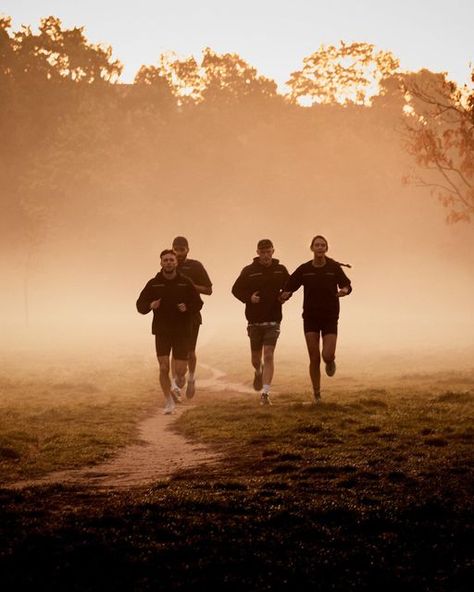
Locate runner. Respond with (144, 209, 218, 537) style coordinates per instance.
(171, 236, 213, 399)
(231, 239, 290, 405)
(136, 249, 203, 414)
(280, 235, 352, 402)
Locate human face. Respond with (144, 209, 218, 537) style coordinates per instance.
(257, 247, 274, 266)
(161, 253, 178, 274)
(173, 246, 189, 263)
(311, 238, 328, 258)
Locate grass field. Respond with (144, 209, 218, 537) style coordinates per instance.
(0, 346, 472, 590)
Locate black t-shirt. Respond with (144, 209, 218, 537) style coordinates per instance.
(177, 258, 212, 323)
(177, 259, 212, 290)
(285, 258, 352, 319)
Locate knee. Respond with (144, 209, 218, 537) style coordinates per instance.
(263, 351, 274, 365)
(158, 361, 170, 375)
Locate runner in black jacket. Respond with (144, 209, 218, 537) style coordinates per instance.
(137, 249, 202, 414)
(232, 239, 290, 405)
(281, 235, 352, 402)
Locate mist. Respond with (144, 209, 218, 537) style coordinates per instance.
(3, 101, 473, 375)
(1, 24, 473, 377)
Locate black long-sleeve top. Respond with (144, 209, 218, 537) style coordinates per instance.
(231, 258, 290, 323)
(285, 258, 352, 320)
(136, 271, 203, 334)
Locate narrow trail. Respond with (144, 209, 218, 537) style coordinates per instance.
(8, 366, 253, 491)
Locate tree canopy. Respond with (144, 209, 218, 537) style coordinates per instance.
(287, 41, 399, 106)
(403, 69, 474, 223)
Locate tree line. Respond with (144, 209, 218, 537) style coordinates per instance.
(1, 13, 473, 260)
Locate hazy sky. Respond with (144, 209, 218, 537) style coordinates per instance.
(2, 0, 473, 87)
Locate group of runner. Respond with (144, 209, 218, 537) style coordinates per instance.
(137, 235, 352, 414)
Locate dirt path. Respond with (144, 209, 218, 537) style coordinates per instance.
(9, 366, 253, 491)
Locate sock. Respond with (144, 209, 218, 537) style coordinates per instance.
(188, 373, 195, 382)
(263, 384, 271, 394)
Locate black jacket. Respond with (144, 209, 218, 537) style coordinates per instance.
(231, 258, 290, 323)
(136, 271, 203, 334)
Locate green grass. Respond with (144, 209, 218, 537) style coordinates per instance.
(0, 354, 159, 482)
(0, 350, 472, 590)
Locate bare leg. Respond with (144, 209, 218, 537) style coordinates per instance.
(157, 355, 171, 399)
(262, 344, 275, 386)
(188, 350, 197, 376)
(322, 333, 337, 376)
(305, 332, 321, 399)
(174, 358, 187, 389)
(251, 347, 263, 373)
(251, 346, 263, 391)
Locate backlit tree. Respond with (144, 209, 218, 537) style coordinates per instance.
(287, 41, 399, 106)
(403, 69, 474, 223)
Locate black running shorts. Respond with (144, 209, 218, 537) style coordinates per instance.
(155, 329, 189, 360)
(303, 316, 338, 336)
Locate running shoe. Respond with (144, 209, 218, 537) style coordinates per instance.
(171, 387, 182, 404)
(253, 370, 263, 391)
(260, 392, 272, 406)
(325, 360, 336, 377)
(186, 379, 195, 399)
(163, 396, 176, 415)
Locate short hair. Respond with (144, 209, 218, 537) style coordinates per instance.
(172, 236, 189, 248)
(160, 249, 177, 259)
(257, 238, 274, 250)
(310, 235, 329, 250)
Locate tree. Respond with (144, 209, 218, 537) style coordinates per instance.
(0, 15, 123, 325)
(154, 48, 278, 104)
(287, 41, 399, 106)
(402, 69, 474, 223)
(3, 15, 122, 83)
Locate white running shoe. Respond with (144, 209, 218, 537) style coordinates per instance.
(163, 396, 176, 415)
(171, 387, 182, 404)
(260, 392, 272, 406)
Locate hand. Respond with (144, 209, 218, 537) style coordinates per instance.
(250, 291, 260, 304)
(177, 302, 187, 312)
(150, 299, 161, 310)
(337, 288, 349, 297)
(279, 291, 292, 302)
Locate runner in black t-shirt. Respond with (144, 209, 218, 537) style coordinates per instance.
(136, 249, 203, 414)
(281, 235, 352, 402)
(171, 236, 213, 399)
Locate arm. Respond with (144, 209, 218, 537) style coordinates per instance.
(136, 281, 156, 314)
(336, 266, 352, 297)
(184, 281, 204, 314)
(190, 262, 213, 295)
(280, 266, 303, 301)
(231, 268, 252, 303)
